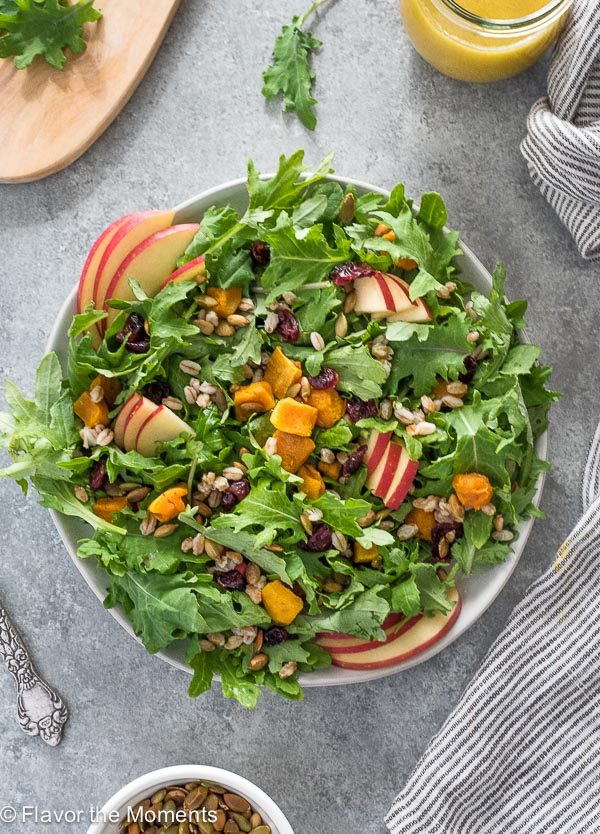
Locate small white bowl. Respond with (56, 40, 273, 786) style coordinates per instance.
(86, 765, 294, 834)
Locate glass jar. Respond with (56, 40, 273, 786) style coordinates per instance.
(399, 0, 572, 83)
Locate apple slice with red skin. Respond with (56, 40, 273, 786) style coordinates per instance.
(365, 430, 392, 477)
(135, 404, 195, 458)
(94, 210, 176, 331)
(331, 587, 462, 670)
(158, 255, 207, 291)
(103, 223, 200, 331)
(384, 445, 420, 510)
(366, 441, 403, 499)
(77, 212, 142, 345)
(77, 212, 140, 314)
(113, 393, 143, 448)
(354, 272, 417, 316)
(317, 615, 421, 654)
(123, 397, 160, 452)
(387, 298, 432, 323)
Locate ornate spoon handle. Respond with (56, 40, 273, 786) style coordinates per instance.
(0, 605, 68, 746)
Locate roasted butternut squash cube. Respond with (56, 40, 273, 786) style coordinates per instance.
(306, 388, 346, 428)
(74, 390, 109, 428)
(318, 459, 342, 480)
(262, 579, 304, 625)
(270, 398, 318, 437)
(406, 507, 435, 542)
(353, 542, 378, 564)
(148, 484, 188, 523)
(298, 464, 325, 500)
(233, 381, 275, 422)
(273, 431, 315, 473)
(263, 347, 302, 399)
(93, 496, 128, 523)
(206, 287, 243, 318)
(452, 473, 493, 510)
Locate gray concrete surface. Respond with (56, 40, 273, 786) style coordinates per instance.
(0, 0, 597, 831)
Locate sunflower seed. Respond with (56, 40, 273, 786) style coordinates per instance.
(192, 534, 205, 555)
(264, 436, 278, 457)
(196, 319, 215, 335)
(222, 466, 244, 481)
(227, 314, 249, 327)
(180, 359, 202, 376)
(394, 405, 416, 425)
(249, 653, 269, 671)
(305, 507, 323, 522)
(446, 381, 468, 396)
(216, 322, 235, 337)
(493, 528, 513, 542)
(286, 382, 301, 398)
(300, 513, 313, 535)
(397, 523, 419, 540)
(320, 447, 335, 463)
(332, 531, 347, 551)
(163, 396, 183, 411)
(140, 514, 158, 536)
(96, 428, 114, 446)
(441, 394, 463, 409)
(481, 502, 497, 516)
(89, 384, 104, 403)
(127, 486, 151, 503)
(279, 661, 297, 679)
(411, 420, 437, 436)
(310, 331, 325, 351)
(154, 523, 178, 538)
(246, 586, 262, 604)
(225, 635, 243, 650)
(264, 311, 279, 333)
(334, 313, 348, 338)
(238, 297, 254, 312)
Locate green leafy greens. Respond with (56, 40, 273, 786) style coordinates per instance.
(0, 150, 558, 708)
(0, 0, 102, 70)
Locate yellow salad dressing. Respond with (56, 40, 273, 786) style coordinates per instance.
(399, 0, 571, 82)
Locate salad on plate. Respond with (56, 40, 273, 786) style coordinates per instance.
(0, 151, 558, 707)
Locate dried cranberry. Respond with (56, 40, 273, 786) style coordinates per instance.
(431, 521, 464, 561)
(307, 367, 340, 390)
(229, 478, 250, 501)
(460, 355, 478, 384)
(275, 309, 300, 343)
(116, 313, 145, 344)
(341, 444, 367, 478)
(235, 562, 248, 577)
(220, 478, 250, 512)
(346, 396, 378, 423)
(89, 460, 107, 491)
(330, 262, 377, 286)
(143, 380, 172, 404)
(215, 570, 246, 591)
(125, 335, 151, 354)
(301, 523, 333, 552)
(220, 492, 238, 512)
(264, 626, 288, 646)
(251, 241, 270, 266)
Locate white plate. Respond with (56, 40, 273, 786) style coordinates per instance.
(46, 174, 547, 688)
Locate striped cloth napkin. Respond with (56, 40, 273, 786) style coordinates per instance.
(521, 0, 600, 261)
(385, 422, 600, 834)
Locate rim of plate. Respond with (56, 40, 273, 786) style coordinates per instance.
(46, 173, 547, 688)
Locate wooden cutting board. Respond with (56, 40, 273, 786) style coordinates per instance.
(0, 0, 180, 184)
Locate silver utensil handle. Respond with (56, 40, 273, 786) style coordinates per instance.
(0, 607, 68, 747)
